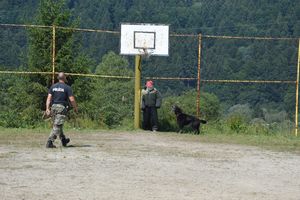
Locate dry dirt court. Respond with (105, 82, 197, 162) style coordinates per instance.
(0, 131, 300, 200)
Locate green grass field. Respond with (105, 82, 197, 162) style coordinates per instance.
(0, 127, 299, 154)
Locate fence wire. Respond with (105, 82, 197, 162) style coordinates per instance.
(0, 23, 299, 135)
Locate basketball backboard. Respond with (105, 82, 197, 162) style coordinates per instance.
(120, 23, 169, 56)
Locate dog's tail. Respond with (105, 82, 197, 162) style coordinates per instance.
(199, 119, 207, 124)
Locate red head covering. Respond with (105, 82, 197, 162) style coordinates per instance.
(146, 80, 154, 88)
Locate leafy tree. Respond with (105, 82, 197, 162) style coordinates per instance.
(29, 0, 76, 84)
(0, 74, 44, 127)
(0, 0, 95, 127)
(88, 51, 134, 127)
(28, 0, 93, 108)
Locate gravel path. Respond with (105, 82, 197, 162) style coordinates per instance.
(0, 131, 299, 200)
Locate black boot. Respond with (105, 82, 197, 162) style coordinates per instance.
(61, 137, 70, 147)
(46, 140, 56, 148)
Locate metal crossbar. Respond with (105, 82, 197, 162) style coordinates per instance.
(0, 23, 299, 135)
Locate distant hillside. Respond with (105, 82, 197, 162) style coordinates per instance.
(1, 0, 299, 35)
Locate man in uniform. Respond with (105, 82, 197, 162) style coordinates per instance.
(141, 80, 162, 131)
(45, 72, 78, 148)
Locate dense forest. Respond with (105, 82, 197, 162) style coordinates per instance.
(0, 0, 299, 132)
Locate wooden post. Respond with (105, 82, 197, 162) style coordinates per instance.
(196, 33, 202, 118)
(134, 55, 142, 129)
(52, 25, 56, 84)
(295, 39, 300, 136)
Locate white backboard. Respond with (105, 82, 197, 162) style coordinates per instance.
(120, 23, 169, 56)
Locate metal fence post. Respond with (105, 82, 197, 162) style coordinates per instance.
(295, 39, 300, 136)
(197, 33, 202, 118)
(52, 25, 56, 84)
(134, 55, 142, 129)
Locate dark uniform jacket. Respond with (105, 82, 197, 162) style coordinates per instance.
(49, 82, 73, 107)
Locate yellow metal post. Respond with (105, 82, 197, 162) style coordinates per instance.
(52, 25, 56, 84)
(295, 39, 300, 136)
(134, 55, 142, 129)
(196, 34, 202, 118)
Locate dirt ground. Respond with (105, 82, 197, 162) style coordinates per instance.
(0, 131, 300, 200)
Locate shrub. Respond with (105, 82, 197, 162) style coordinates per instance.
(226, 115, 247, 133)
(225, 104, 253, 133)
(85, 51, 134, 128)
(261, 108, 288, 123)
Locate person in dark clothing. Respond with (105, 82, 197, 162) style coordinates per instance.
(141, 80, 162, 131)
(141, 84, 148, 130)
(45, 72, 78, 148)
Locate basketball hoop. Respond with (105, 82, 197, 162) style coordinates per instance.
(120, 23, 169, 56)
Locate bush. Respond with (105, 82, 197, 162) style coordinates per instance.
(226, 104, 253, 122)
(227, 115, 247, 133)
(224, 104, 252, 133)
(0, 75, 43, 128)
(84, 51, 134, 128)
(261, 108, 288, 123)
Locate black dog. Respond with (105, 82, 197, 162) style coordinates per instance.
(172, 105, 207, 134)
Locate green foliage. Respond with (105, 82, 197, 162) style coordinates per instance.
(227, 115, 247, 133)
(87, 52, 134, 128)
(250, 118, 270, 135)
(95, 51, 130, 75)
(28, 0, 93, 112)
(0, 0, 94, 128)
(205, 118, 294, 136)
(226, 104, 253, 122)
(208, 104, 294, 135)
(0, 75, 44, 128)
(0, 0, 299, 132)
(28, 0, 79, 84)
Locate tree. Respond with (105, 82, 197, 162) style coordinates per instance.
(88, 51, 134, 127)
(29, 0, 93, 104)
(29, 0, 76, 85)
(0, 73, 44, 128)
(0, 0, 94, 127)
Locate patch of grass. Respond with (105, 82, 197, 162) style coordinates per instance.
(0, 127, 46, 138)
(0, 127, 299, 154)
(201, 132, 300, 153)
(149, 129, 300, 154)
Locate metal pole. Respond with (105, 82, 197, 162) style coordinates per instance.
(52, 25, 56, 84)
(197, 33, 202, 118)
(295, 39, 300, 136)
(134, 55, 142, 129)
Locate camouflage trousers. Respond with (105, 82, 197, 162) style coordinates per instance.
(48, 104, 67, 142)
